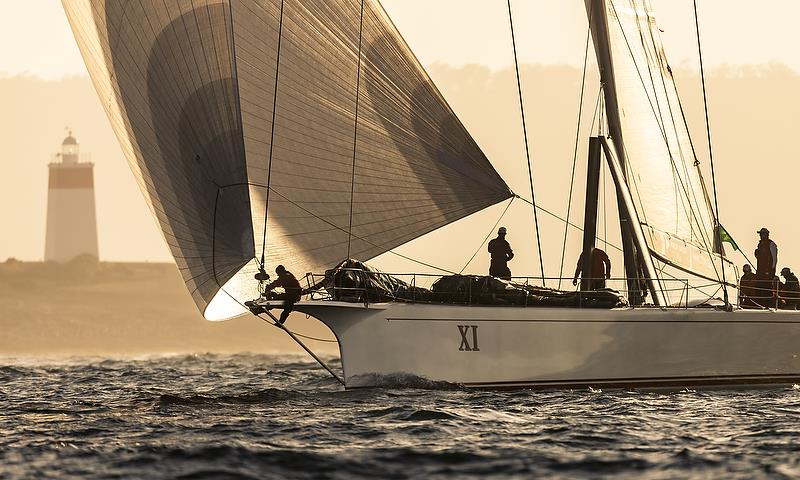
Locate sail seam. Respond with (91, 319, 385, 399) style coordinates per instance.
(637, 6, 709, 248)
(608, 0, 720, 281)
(260, 0, 286, 267)
(346, 0, 366, 260)
(637, 1, 722, 281)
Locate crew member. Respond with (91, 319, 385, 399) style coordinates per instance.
(779, 267, 800, 310)
(738, 264, 759, 308)
(488, 227, 514, 280)
(264, 265, 303, 324)
(754, 228, 778, 278)
(754, 228, 778, 305)
(572, 247, 611, 290)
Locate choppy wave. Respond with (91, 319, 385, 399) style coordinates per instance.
(2, 353, 800, 479)
(347, 371, 461, 390)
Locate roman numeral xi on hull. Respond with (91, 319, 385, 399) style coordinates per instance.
(458, 325, 480, 352)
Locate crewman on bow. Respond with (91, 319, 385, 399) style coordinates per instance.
(261, 265, 302, 324)
(488, 227, 514, 280)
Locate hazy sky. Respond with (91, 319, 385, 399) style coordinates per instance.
(2, 0, 799, 79)
(1, 0, 798, 275)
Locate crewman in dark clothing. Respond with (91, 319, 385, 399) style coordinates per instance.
(755, 228, 778, 278)
(572, 247, 611, 290)
(488, 227, 514, 280)
(738, 264, 759, 308)
(779, 267, 800, 310)
(754, 228, 779, 306)
(264, 265, 303, 324)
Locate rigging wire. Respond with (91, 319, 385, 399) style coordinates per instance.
(506, 0, 546, 286)
(557, 18, 593, 290)
(513, 195, 623, 254)
(261, 184, 459, 274)
(459, 197, 516, 274)
(259, 0, 286, 268)
(638, 9, 712, 254)
(607, 1, 722, 285)
(254, 311, 344, 385)
(602, 152, 608, 251)
(693, 0, 730, 307)
(589, 85, 602, 136)
(346, 0, 366, 260)
(617, 4, 718, 272)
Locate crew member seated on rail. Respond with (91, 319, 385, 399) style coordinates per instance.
(488, 226, 514, 280)
(779, 267, 800, 310)
(264, 265, 303, 324)
(572, 247, 611, 290)
(738, 264, 760, 308)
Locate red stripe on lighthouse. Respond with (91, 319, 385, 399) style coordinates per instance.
(48, 165, 94, 189)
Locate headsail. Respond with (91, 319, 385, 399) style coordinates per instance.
(586, 0, 734, 283)
(62, 0, 512, 320)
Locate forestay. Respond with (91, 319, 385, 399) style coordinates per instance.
(63, 0, 511, 320)
(587, 0, 734, 283)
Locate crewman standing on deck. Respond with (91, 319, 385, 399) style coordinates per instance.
(488, 227, 514, 280)
(755, 228, 778, 278)
(572, 247, 612, 290)
(754, 228, 778, 304)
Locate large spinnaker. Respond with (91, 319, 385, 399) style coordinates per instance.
(587, 0, 735, 283)
(62, 0, 255, 319)
(63, 0, 512, 320)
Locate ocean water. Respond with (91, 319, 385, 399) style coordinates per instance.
(1, 354, 799, 479)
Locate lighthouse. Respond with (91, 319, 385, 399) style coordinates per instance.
(44, 131, 99, 262)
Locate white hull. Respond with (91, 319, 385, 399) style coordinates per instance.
(294, 302, 800, 389)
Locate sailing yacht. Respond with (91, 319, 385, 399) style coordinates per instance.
(62, 0, 800, 389)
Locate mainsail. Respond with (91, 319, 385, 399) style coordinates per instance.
(586, 0, 734, 283)
(63, 0, 512, 319)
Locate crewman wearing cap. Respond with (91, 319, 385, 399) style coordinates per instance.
(738, 264, 760, 308)
(488, 226, 514, 280)
(754, 228, 778, 278)
(779, 267, 800, 310)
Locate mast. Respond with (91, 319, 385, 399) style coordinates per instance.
(579, 137, 601, 291)
(601, 138, 666, 306)
(584, 0, 645, 304)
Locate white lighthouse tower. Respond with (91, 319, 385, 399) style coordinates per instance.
(44, 131, 99, 262)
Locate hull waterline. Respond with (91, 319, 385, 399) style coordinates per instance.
(293, 302, 800, 390)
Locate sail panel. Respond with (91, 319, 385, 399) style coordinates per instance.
(62, 0, 254, 316)
(232, 0, 511, 286)
(64, 0, 511, 320)
(593, 0, 723, 280)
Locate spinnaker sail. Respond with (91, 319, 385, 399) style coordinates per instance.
(63, 0, 512, 319)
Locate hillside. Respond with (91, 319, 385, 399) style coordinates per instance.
(0, 259, 338, 357)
